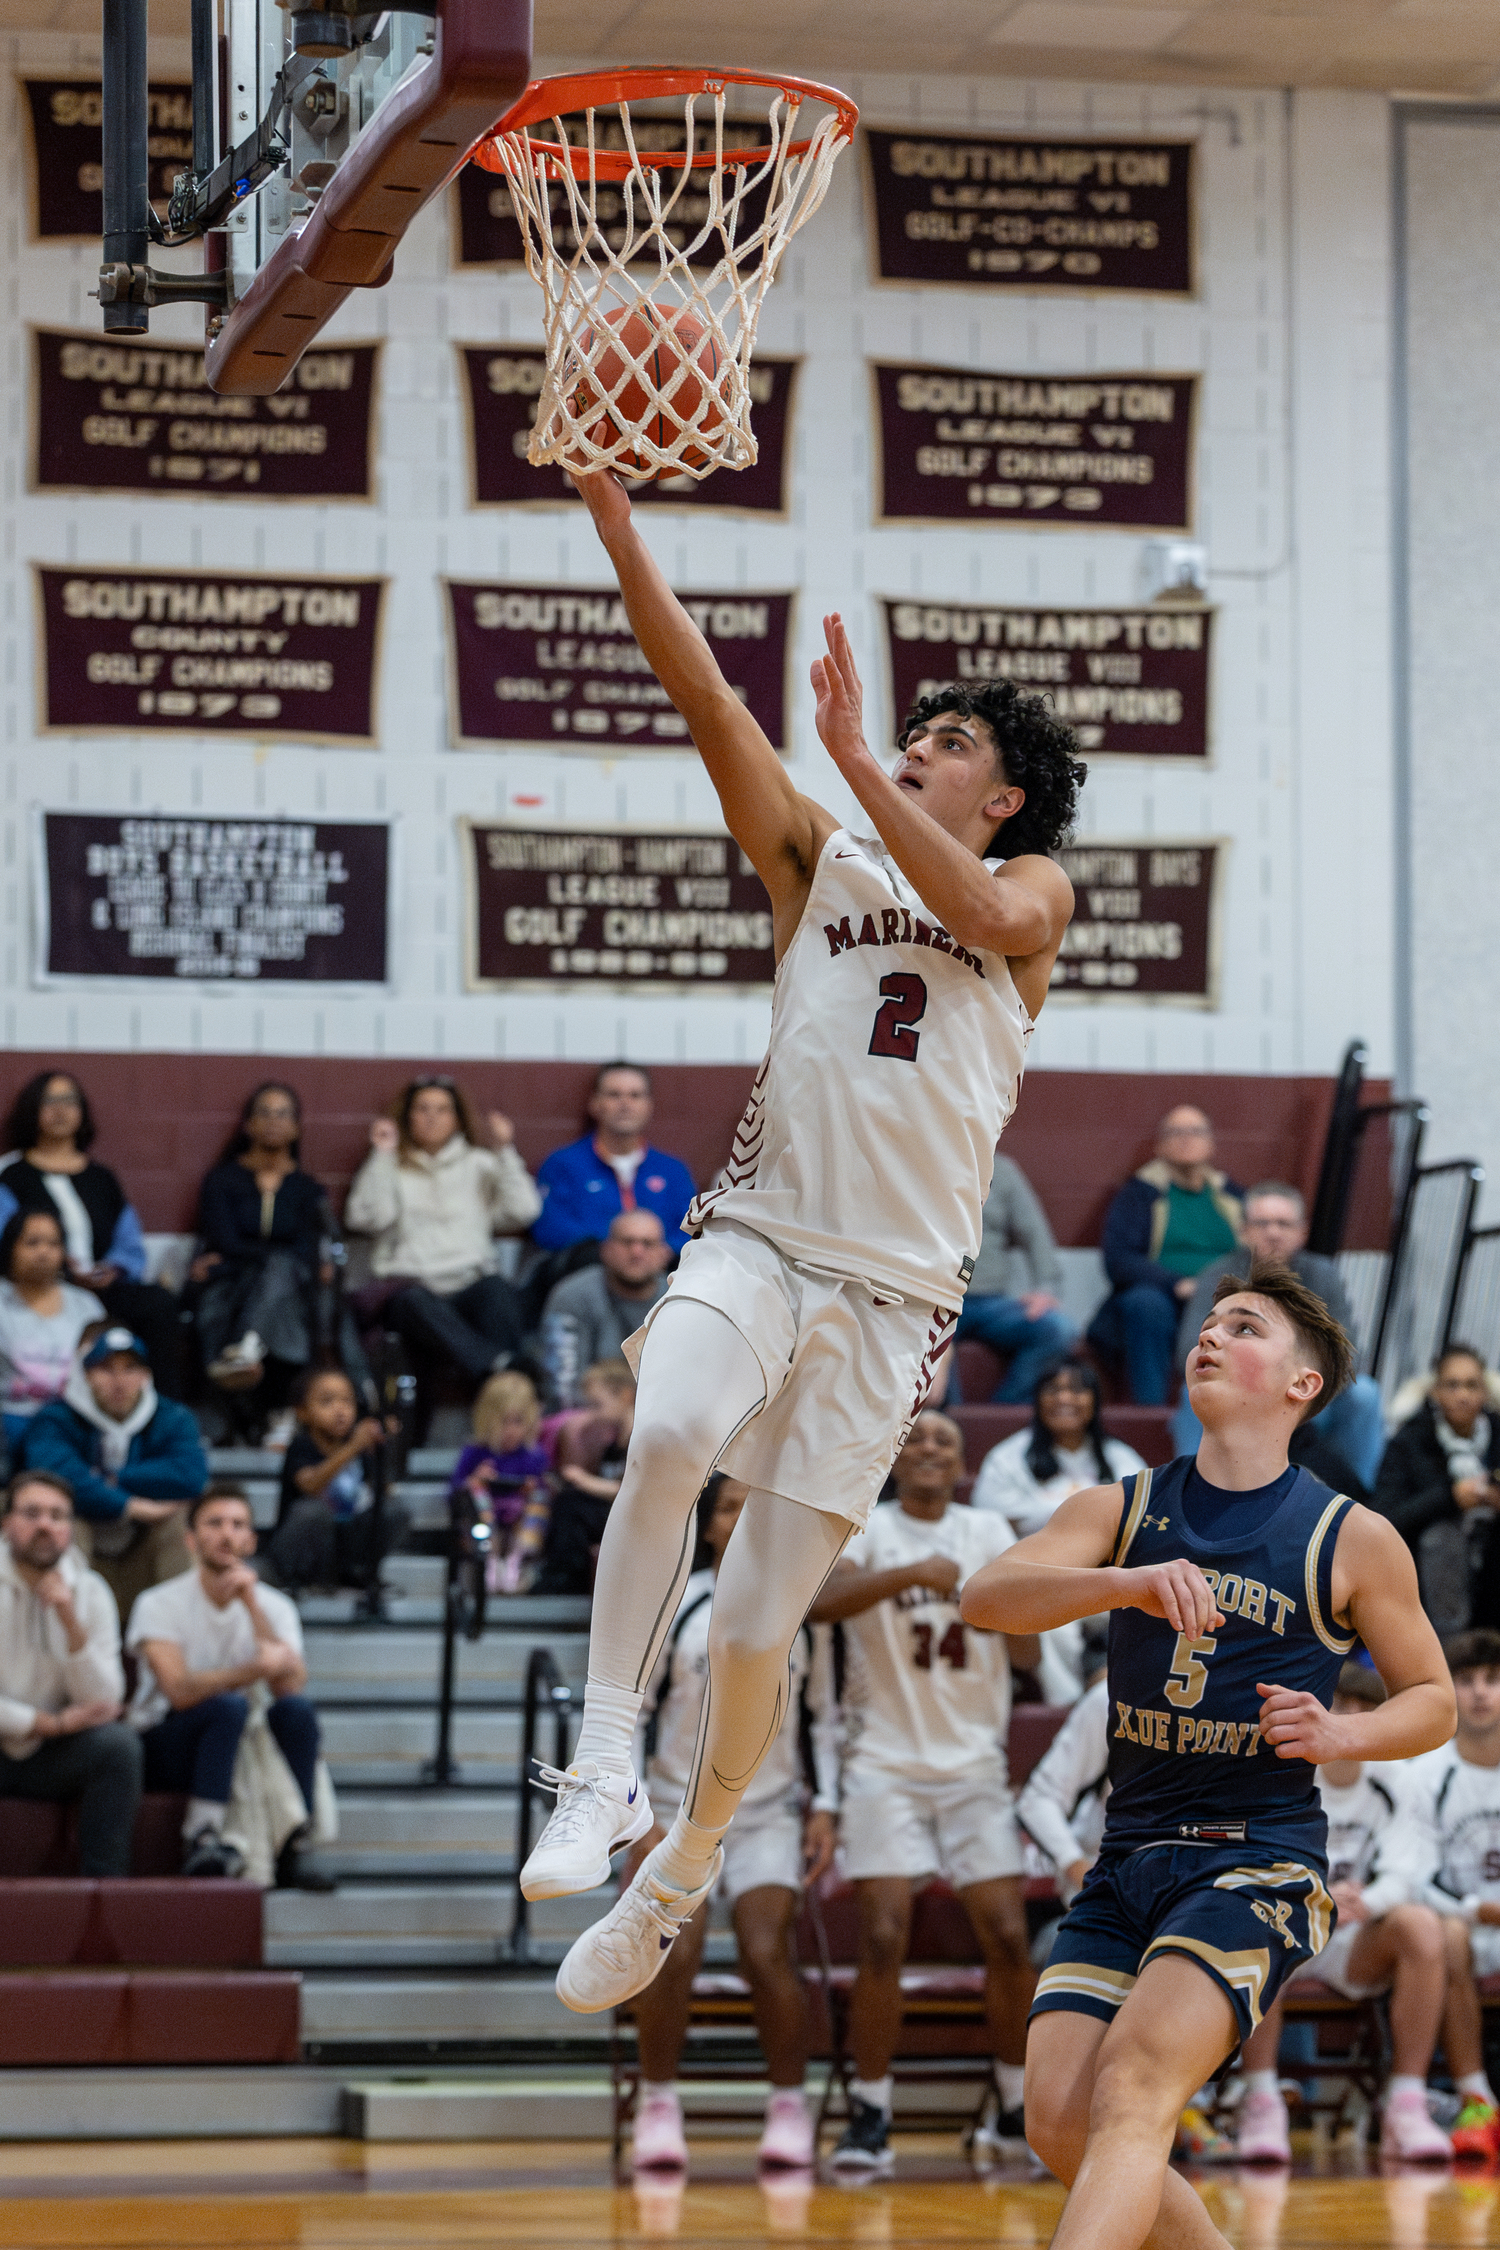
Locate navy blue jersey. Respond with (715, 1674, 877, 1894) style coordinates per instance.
(1103, 1457, 1356, 1853)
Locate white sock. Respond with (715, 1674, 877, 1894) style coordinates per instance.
(995, 2062, 1026, 2111)
(184, 1797, 226, 1839)
(851, 2075, 893, 2117)
(1243, 2070, 1281, 2099)
(571, 1680, 644, 1779)
(1459, 2071, 1497, 2105)
(653, 1808, 727, 1893)
(639, 2079, 678, 2107)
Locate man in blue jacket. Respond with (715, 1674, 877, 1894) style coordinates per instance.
(22, 1329, 208, 1618)
(1086, 1107, 1245, 1404)
(534, 1064, 697, 1258)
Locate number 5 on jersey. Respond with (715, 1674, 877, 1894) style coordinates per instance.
(1164, 1630, 1215, 1709)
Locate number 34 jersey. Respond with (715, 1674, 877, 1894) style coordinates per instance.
(840, 1501, 1019, 1784)
(1104, 1461, 1357, 1853)
(686, 829, 1032, 1313)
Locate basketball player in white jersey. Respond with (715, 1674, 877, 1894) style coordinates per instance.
(521, 466, 1082, 2015)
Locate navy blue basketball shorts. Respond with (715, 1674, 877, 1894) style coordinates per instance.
(1031, 1841, 1335, 2043)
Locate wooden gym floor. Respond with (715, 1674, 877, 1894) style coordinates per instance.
(0, 2137, 1496, 2250)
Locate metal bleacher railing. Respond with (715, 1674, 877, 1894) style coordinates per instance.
(508, 1650, 573, 1963)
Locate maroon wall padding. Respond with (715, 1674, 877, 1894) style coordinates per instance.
(93, 1881, 262, 1968)
(950, 1403, 1173, 1475)
(0, 1796, 189, 1880)
(0, 1882, 95, 1965)
(1007, 1703, 1072, 1791)
(127, 1971, 301, 2064)
(0, 1973, 129, 2065)
(0, 1053, 1382, 1248)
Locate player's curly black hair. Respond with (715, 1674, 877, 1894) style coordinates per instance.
(898, 681, 1087, 859)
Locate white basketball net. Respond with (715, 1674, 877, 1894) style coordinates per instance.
(487, 86, 850, 480)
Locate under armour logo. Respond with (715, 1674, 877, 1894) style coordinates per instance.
(1142, 1512, 1170, 1533)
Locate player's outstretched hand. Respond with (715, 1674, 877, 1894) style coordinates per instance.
(1120, 1559, 1224, 1635)
(571, 467, 633, 544)
(1256, 1682, 1344, 1763)
(811, 613, 871, 773)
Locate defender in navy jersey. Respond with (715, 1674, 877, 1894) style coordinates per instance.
(962, 1259, 1453, 2250)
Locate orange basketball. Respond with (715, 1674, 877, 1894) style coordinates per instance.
(570, 302, 727, 477)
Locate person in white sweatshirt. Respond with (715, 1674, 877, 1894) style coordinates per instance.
(0, 1468, 141, 1874)
(343, 1076, 542, 1389)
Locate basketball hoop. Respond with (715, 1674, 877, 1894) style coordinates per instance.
(474, 67, 858, 481)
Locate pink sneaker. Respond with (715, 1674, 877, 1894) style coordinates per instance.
(758, 2090, 815, 2170)
(633, 2090, 689, 2172)
(1235, 2087, 1292, 2164)
(1381, 2088, 1453, 2163)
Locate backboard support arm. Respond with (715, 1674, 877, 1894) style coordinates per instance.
(101, 0, 151, 334)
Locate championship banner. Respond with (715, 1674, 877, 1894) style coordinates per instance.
(458, 346, 798, 517)
(462, 823, 774, 992)
(30, 331, 379, 500)
(883, 599, 1213, 760)
(34, 566, 386, 744)
(22, 80, 192, 240)
(454, 119, 776, 269)
(864, 129, 1195, 296)
(445, 581, 793, 752)
(873, 363, 1196, 530)
(36, 813, 390, 985)
(1050, 841, 1222, 1006)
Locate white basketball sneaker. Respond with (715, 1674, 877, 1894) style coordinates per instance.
(519, 1762, 654, 1901)
(555, 1840, 722, 2014)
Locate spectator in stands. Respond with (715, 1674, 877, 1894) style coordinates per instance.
(533, 1064, 696, 1257)
(23, 1328, 207, 1619)
(1087, 1106, 1245, 1404)
(1169, 1182, 1385, 1492)
(1231, 1663, 1452, 2163)
(970, 1360, 1144, 1702)
(0, 1209, 104, 1458)
(0, 1071, 185, 1396)
(194, 1084, 326, 1399)
(0, 1469, 142, 1876)
(952, 1155, 1076, 1403)
(268, 1368, 408, 1596)
(448, 1372, 551, 1592)
(343, 1076, 541, 1393)
(127, 1484, 330, 1888)
(1373, 1345, 1500, 1636)
(1395, 1629, 1500, 2158)
(540, 1210, 670, 1402)
(1015, 1631, 1111, 1920)
(533, 1359, 636, 1597)
(625, 1474, 839, 2175)
(809, 1412, 1040, 2172)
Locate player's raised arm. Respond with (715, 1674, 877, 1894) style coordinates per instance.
(960, 1482, 1225, 1639)
(811, 613, 1074, 967)
(574, 471, 834, 928)
(1255, 1507, 1455, 1767)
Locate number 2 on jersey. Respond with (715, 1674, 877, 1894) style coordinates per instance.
(912, 1620, 967, 1671)
(1163, 1630, 1215, 1708)
(869, 973, 928, 1061)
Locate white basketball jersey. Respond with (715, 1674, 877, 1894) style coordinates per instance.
(688, 830, 1033, 1311)
(839, 1501, 1017, 1782)
(1407, 1743, 1500, 1908)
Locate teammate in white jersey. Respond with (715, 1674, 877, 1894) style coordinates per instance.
(1232, 1664, 1451, 2163)
(627, 1475, 840, 2176)
(808, 1412, 1040, 2169)
(522, 469, 1082, 2015)
(1405, 1629, 1500, 2158)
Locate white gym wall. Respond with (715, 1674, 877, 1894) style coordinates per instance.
(0, 37, 1395, 1079)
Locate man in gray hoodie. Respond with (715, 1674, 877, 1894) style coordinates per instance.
(0, 1468, 142, 1874)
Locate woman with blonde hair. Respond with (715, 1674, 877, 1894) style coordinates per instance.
(344, 1075, 542, 1392)
(448, 1369, 552, 1591)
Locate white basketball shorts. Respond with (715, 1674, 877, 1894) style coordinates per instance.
(625, 1218, 954, 1530)
(839, 1761, 1025, 1889)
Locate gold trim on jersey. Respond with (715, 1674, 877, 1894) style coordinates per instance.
(1140, 1933, 1272, 2027)
(1111, 1468, 1154, 1567)
(1211, 1861, 1336, 1954)
(1304, 1496, 1358, 1655)
(1035, 1961, 1138, 2011)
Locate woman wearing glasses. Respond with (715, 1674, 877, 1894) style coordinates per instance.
(343, 1076, 541, 1394)
(0, 1071, 185, 1395)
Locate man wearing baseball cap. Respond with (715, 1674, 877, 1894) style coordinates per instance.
(21, 1328, 208, 1619)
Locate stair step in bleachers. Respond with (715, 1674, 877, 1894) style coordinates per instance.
(319, 1709, 527, 1786)
(265, 1884, 600, 1968)
(324, 1789, 519, 1879)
